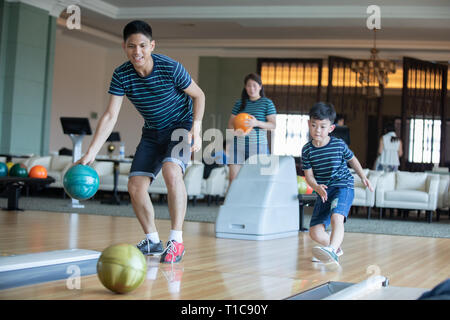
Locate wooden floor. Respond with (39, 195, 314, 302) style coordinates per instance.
(0, 209, 449, 300)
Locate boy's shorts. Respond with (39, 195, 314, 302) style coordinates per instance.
(309, 186, 354, 229)
(229, 137, 269, 165)
(129, 121, 192, 180)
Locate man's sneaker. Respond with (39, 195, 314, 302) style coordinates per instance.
(312, 247, 343, 262)
(312, 246, 340, 268)
(136, 238, 164, 256)
(160, 240, 185, 264)
(161, 264, 184, 293)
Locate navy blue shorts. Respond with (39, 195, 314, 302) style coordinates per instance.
(229, 137, 269, 165)
(309, 186, 354, 229)
(129, 122, 192, 179)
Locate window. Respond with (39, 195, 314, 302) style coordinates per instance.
(408, 118, 441, 164)
(273, 114, 310, 157)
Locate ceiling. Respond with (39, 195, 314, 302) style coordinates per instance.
(50, 0, 450, 61)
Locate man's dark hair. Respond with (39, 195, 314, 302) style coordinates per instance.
(123, 20, 153, 42)
(309, 102, 336, 123)
(335, 114, 345, 125)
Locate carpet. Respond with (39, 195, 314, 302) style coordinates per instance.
(1, 196, 449, 239)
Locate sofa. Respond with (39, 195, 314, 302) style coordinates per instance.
(183, 162, 205, 205)
(26, 155, 73, 189)
(202, 166, 229, 205)
(375, 171, 440, 222)
(351, 169, 382, 219)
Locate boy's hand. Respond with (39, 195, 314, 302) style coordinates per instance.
(315, 184, 328, 203)
(362, 177, 374, 192)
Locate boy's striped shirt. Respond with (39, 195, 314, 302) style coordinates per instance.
(302, 136, 354, 188)
(108, 53, 192, 130)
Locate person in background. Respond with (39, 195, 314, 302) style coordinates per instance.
(226, 73, 276, 187)
(330, 114, 350, 146)
(376, 122, 403, 172)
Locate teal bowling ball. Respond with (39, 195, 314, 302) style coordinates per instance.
(0, 162, 8, 177)
(10, 163, 28, 177)
(63, 164, 99, 200)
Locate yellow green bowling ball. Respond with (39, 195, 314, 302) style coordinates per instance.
(6, 162, 14, 173)
(97, 243, 147, 294)
(297, 176, 313, 194)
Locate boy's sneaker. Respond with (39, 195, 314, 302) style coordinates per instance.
(136, 239, 164, 256)
(160, 240, 185, 264)
(312, 246, 340, 268)
(312, 247, 343, 262)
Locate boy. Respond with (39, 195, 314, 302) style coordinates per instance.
(301, 102, 373, 268)
(78, 20, 205, 264)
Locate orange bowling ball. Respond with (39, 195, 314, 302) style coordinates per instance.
(233, 113, 253, 135)
(29, 165, 48, 179)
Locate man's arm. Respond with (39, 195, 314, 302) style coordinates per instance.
(78, 94, 124, 165)
(184, 80, 205, 152)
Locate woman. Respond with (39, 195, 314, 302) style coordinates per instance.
(376, 122, 403, 172)
(226, 73, 277, 187)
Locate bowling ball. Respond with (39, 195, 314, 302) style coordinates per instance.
(6, 162, 14, 174)
(63, 164, 99, 200)
(97, 243, 147, 294)
(29, 165, 48, 179)
(233, 113, 253, 135)
(10, 163, 28, 177)
(107, 144, 115, 153)
(0, 162, 7, 177)
(297, 176, 313, 194)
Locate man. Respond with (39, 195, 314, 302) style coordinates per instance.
(330, 114, 350, 146)
(78, 20, 205, 264)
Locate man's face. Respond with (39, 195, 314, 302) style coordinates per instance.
(308, 118, 335, 143)
(123, 33, 155, 68)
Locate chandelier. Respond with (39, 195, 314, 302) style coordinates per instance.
(351, 29, 396, 98)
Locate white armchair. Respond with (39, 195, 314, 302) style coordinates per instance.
(94, 161, 115, 192)
(447, 184, 450, 216)
(148, 171, 168, 197)
(27, 155, 73, 189)
(26, 155, 51, 169)
(351, 169, 381, 219)
(427, 173, 449, 221)
(203, 166, 228, 205)
(376, 171, 440, 222)
(433, 173, 449, 209)
(183, 163, 204, 205)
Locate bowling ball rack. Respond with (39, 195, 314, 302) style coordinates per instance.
(0, 176, 55, 211)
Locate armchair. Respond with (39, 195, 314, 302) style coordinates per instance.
(351, 169, 381, 219)
(375, 171, 439, 222)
